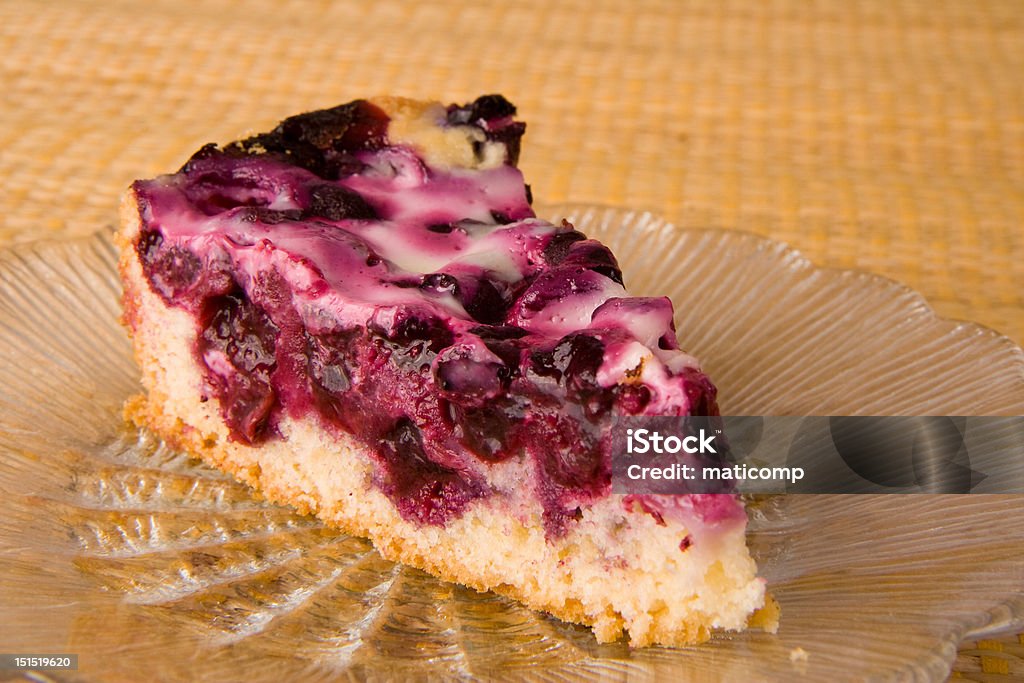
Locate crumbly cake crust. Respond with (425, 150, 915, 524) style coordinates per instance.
(116, 97, 773, 647)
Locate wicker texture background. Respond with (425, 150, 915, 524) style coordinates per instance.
(1, 0, 1022, 677)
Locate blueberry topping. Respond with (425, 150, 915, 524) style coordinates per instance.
(420, 273, 460, 297)
(453, 402, 522, 461)
(136, 229, 202, 302)
(487, 122, 527, 166)
(182, 169, 272, 217)
(435, 346, 505, 403)
(557, 239, 623, 285)
(197, 290, 279, 444)
(136, 227, 163, 263)
(306, 184, 378, 221)
(468, 94, 518, 122)
(376, 418, 484, 525)
(444, 95, 526, 165)
(445, 94, 517, 125)
(133, 96, 722, 537)
(479, 338, 524, 372)
(311, 349, 352, 393)
(467, 325, 528, 341)
(529, 333, 604, 388)
(542, 230, 587, 266)
(240, 207, 303, 224)
(369, 312, 455, 357)
(179, 142, 222, 173)
(461, 279, 508, 325)
(590, 265, 623, 285)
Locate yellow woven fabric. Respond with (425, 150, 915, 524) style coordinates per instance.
(0, 0, 1021, 672)
(2, 0, 1022, 344)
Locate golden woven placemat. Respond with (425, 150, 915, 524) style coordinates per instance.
(1, 0, 1022, 677)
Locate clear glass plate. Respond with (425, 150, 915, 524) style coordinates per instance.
(0, 205, 1022, 682)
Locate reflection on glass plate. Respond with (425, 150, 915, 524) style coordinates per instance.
(0, 205, 1022, 682)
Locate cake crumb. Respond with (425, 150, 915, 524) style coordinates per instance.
(789, 647, 809, 663)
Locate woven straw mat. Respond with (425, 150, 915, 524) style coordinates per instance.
(1, 0, 1022, 678)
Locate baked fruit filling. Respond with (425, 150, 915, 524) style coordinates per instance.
(120, 95, 770, 647)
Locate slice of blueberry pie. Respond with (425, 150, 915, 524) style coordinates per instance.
(117, 95, 773, 647)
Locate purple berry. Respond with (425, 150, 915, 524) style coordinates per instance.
(542, 230, 586, 266)
(240, 207, 303, 224)
(136, 229, 202, 302)
(376, 418, 484, 525)
(306, 184, 378, 221)
(197, 290, 280, 444)
(461, 279, 509, 325)
(420, 273, 460, 297)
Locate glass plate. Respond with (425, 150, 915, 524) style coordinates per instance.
(1, 205, 1022, 682)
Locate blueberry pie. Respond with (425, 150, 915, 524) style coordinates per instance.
(117, 95, 772, 647)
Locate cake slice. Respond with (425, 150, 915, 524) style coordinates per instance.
(117, 95, 772, 647)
